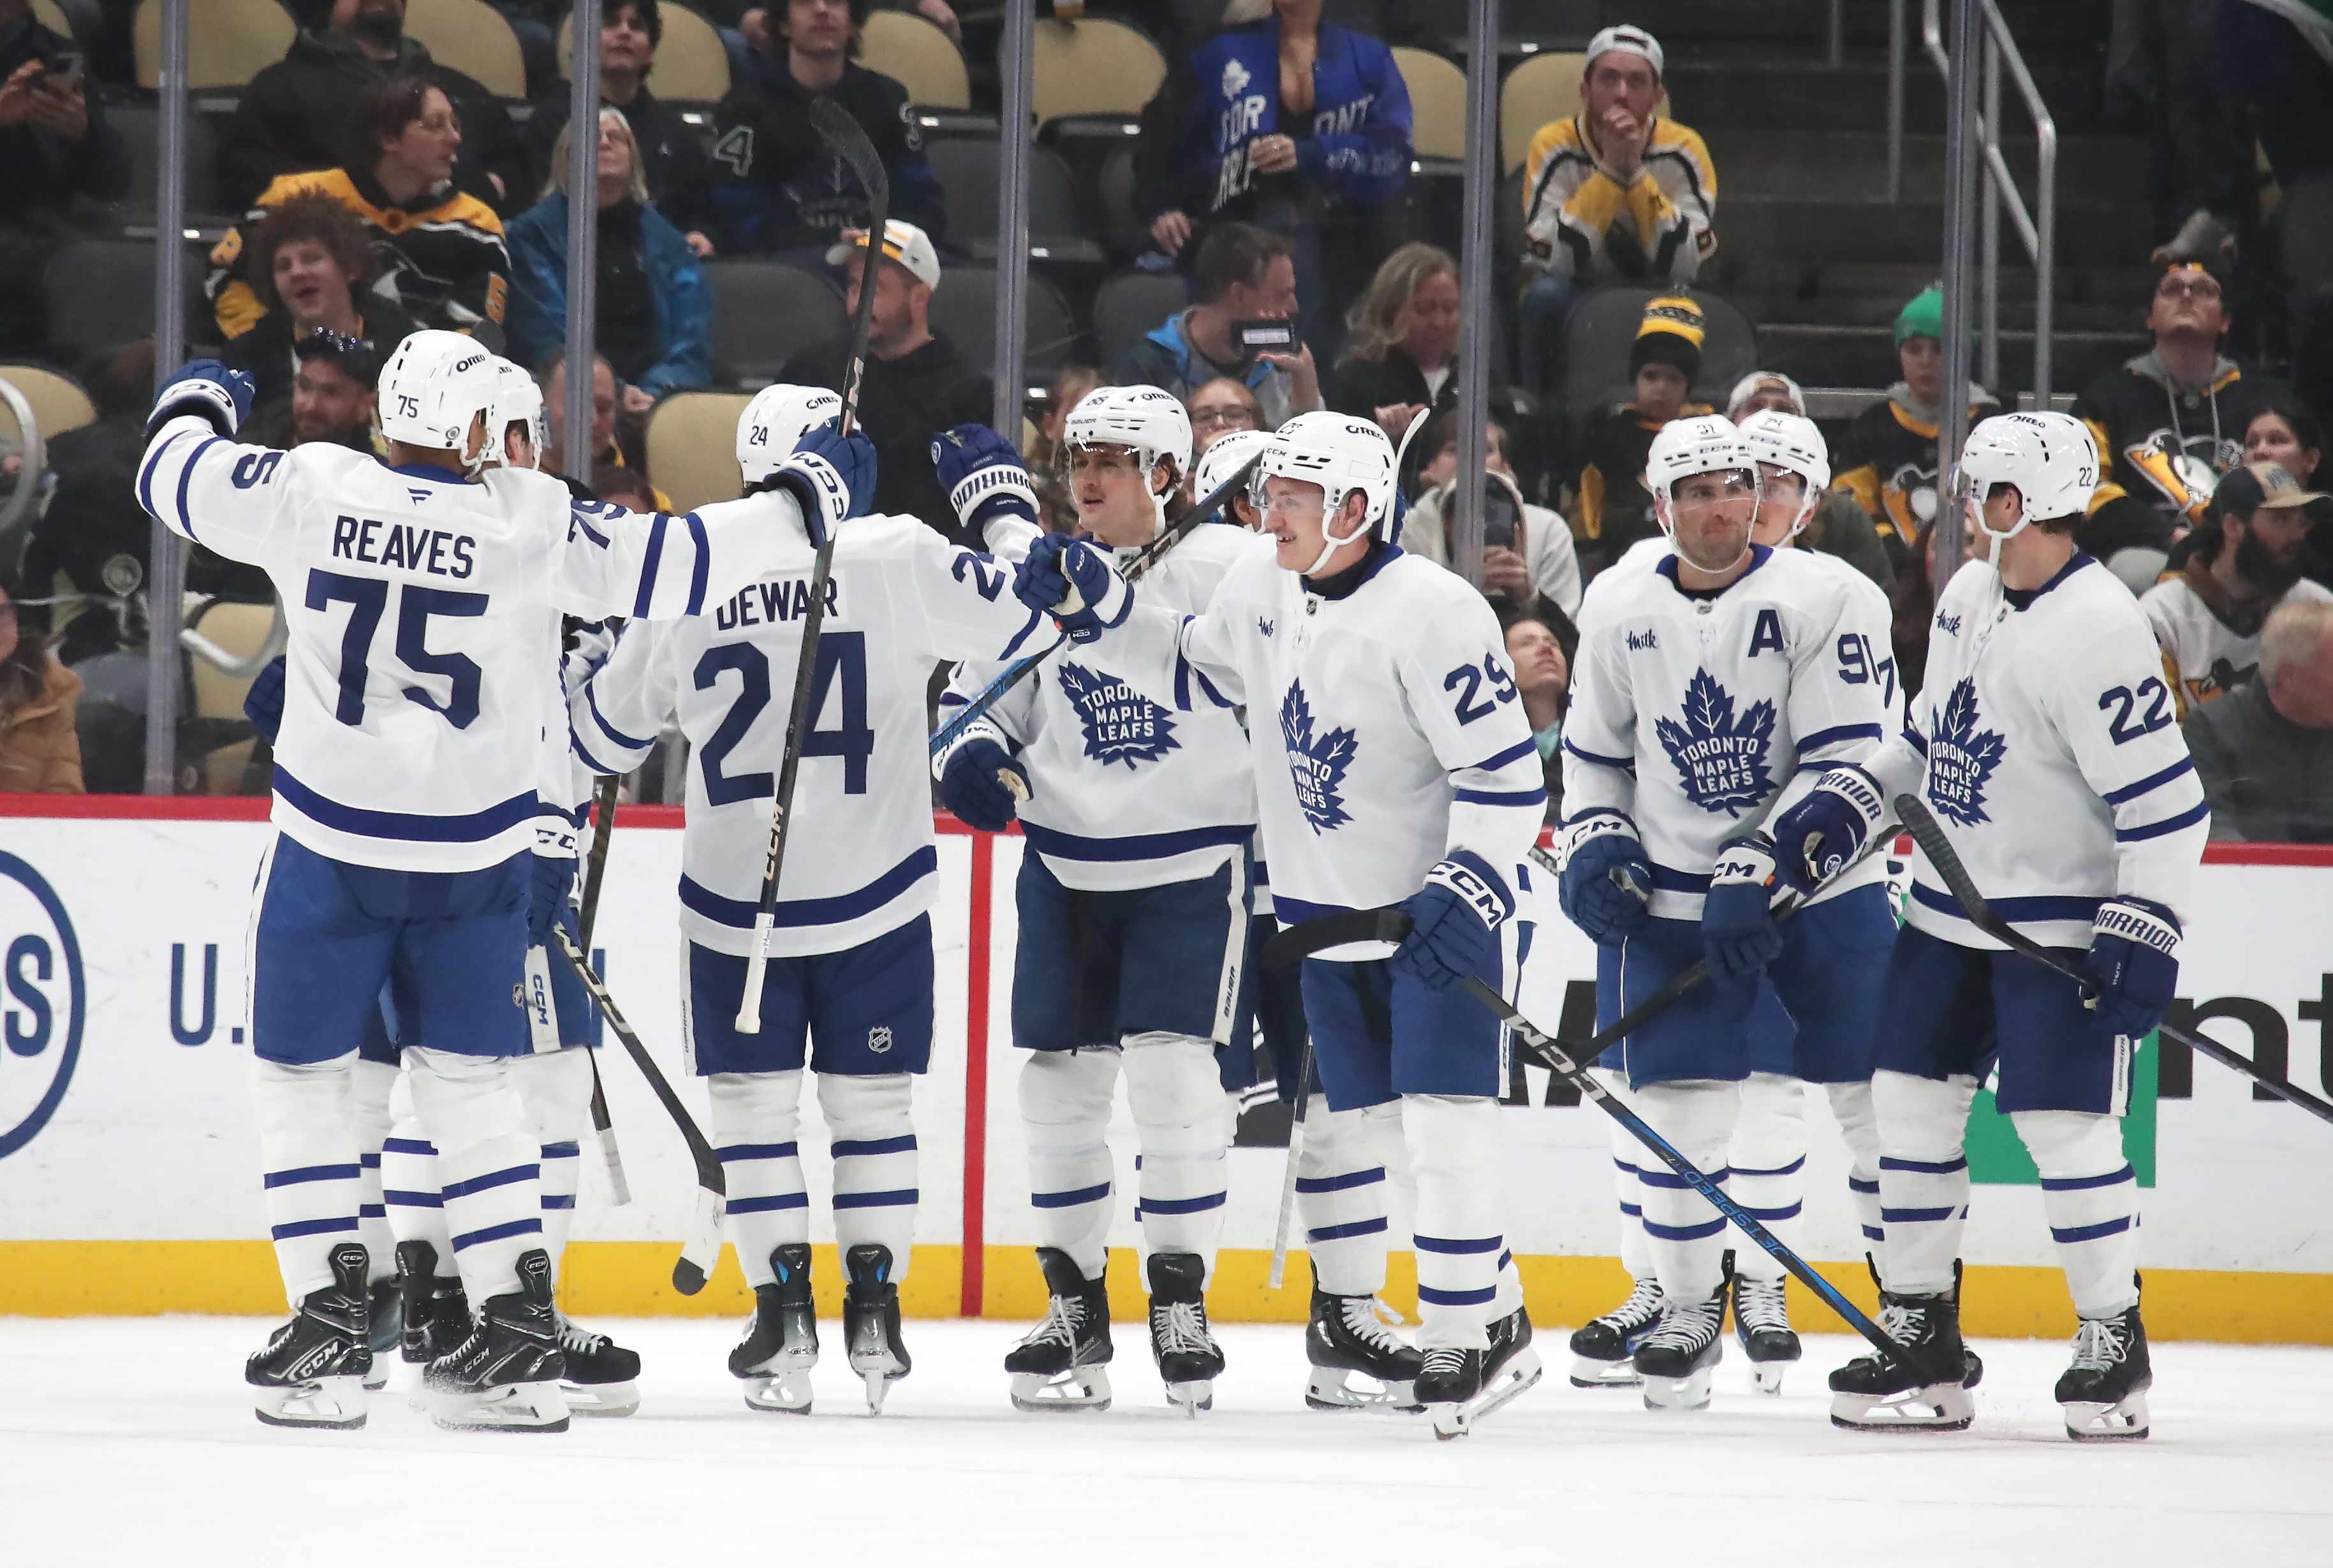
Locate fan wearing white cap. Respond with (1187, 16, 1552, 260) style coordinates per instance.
(1556, 412, 1901, 1411)
(1774, 410, 2207, 1440)
(1007, 407, 1552, 1436)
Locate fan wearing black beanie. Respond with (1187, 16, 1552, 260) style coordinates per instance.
(1573, 295, 1710, 575)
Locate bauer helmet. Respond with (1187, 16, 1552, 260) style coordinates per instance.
(1737, 408, 1830, 535)
(1190, 427, 1276, 525)
(486, 358, 546, 471)
(1958, 410, 2099, 543)
(736, 383, 845, 487)
(1256, 411, 1399, 574)
(377, 329, 501, 467)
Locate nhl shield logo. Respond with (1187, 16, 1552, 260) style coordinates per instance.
(1925, 678, 2005, 826)
(1654, 669, 1776, 816)
(1279, 680, 1357, 832)
(867, 1025, 893, 1055)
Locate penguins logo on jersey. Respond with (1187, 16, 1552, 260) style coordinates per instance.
(1280, 681, 1357, 832)
(1654, 669, 1776, 816)
(1926, 677, 2006, 827)
(1057, 661, 1181, 769)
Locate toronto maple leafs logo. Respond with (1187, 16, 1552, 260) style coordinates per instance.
(1652, 669, 1776, 816)
(1057, 661, 1179, 770)
(1221, 57, 1251, 98)
(1279, 680, 1357, 832)
(1925, 677, 2006, 826)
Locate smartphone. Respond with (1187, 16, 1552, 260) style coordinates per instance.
(43, 51, 84, 87)
(1233, 318, 1295, 357)
(1480, 475, 1519, 552)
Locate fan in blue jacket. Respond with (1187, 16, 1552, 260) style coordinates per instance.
(505, 187, 712, 395)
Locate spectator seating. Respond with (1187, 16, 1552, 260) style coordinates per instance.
(557, 6, 729, 104)
(1559, 284, 1757, 426)
(31, 0, 72, 37)
(184, 598, 276, 794)
(702, 259, 846, 387)
(926, 266, 1079, 383)
(925, 139, 1105, 267)
(110, 106, 224, 223)
(133, 0, 297, 93)
(860, 9, 971, 111)
(1093, 143, 1148, 263)
(644, 391, 753, 513)
(1392, 47, 1466, 163)
(0, 366, 96, 442)
(404, 0, 527, 101)
(1032, 15, 1165, 133)
(1092, 268, 1187, 370)
(1498, 52, 1589, 175)
(41, 239, 208, 360)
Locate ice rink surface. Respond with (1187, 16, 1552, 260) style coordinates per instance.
(3, 1316, 2327, 1566)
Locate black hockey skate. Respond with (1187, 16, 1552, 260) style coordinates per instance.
(422, 1248, 569, 1432)
(556, 1317, 641, 1417)
(1304, 1290, 1423, 1412)
(1829, 1284, 1975, 1432)
(1415, 1310, 1542, 1440)
(843, 1243, 912, 1414)
(1729, 1260, 1800, 1395)
(1146, 1252, 1224, 1416)
(1634, 1287, 1727, 1411)
(1005, 1247, 1113, 1412)
(731, 1243, 818, 1414)
(364, 1275, 399, 1389)
(1568, 1276, 1663, 1387)
(395, 1240, 471, 1365)
(2056, 1292, 2151, 1441)
(247, 1242, 372, 1429)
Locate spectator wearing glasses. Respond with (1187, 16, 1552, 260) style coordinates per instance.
(2140, 461, 2333, 717)
(525, 0, 716, 254)
(217, 193, 418, 421)
(1187, 376, 1264, 453)
(2182, 597, 2333, 843)
(1114, 221, 1323, 430)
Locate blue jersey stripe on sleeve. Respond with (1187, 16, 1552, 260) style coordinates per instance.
(1795, 721, 1883, 753)
(2104, 756, 2196, 805)
(275, 768, 538, 844)
(633, 511, 670, 619)
(1561, 737, 1635, 770)
(1467, 737, 1538, 773)
(683, 511, 710, 615)
(2115, 798, 2210, 842)
(1453, 786, 1547, 808)
(587, 682, 656, 752)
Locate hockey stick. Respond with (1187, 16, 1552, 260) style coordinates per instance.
(736, 96, 889, 1033)
(1895, 795, 2333, 1126)
(551, 927, 725, 1294)
(573, 774, 631, 1205)
(1266, 1032, 1316, 1291)
(927, 448, 1269, 758)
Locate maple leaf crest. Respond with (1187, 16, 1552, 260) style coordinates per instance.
(1652, 668, 1777, 817)
(1924, 677, 2006, 827)
(1279, 680, 1357, 833)
(1221, 57, 1251, 99)
(1056, 660, 1179, 771)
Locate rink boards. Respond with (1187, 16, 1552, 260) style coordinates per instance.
(1, 797, 2329, 1342)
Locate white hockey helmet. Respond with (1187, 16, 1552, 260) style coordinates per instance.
(1190, 427, 1275, 524)
(1064, 384, 1193, 487)
(1959, 410, 2099, 547)
(1645, 414, 1759, 511)
(377, 329, 501, 467)
(486, 358, 545, 470)
(735, 383, 845, 487)
(1737, 408, 1830, 534)
(1256, 410, 1399, 573)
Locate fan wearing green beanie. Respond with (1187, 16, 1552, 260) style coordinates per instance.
(1832, 282, 1997, 579)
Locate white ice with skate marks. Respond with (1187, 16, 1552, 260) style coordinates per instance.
(3, 1319, 2329, 1565)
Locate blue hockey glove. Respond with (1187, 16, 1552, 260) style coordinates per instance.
(2084, 897, 2181, 1040)
(932, 424, 1039, 539)
(1013, 533, 1130, 644)
(242, 654, 287, 747)
(936, 733, 1028, 833)
(1392, 850, 1514, 993)
(1556, 810, 1652, 943)
(527, 851, 577, 947)
(1702, 833, 1785, 979)
(146, 358, 254, 440)
(1769, 764, 1887, 893)
(767, 421, 877, 548)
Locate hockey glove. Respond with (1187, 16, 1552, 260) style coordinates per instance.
(146, 358, 254, 440)
(765, 421, 877, 548)
(936, 733, 1028, 833)
(1013, 533, 1131, 644)
(1702, 833, 1785, 979)
(2084, 897, 2181, 1041)
(1769, 765, 1887, 893)
(933, 424, 1040, 543)
(1556, 810, 1652, 943)
(1392, 850, 1514, 993)
(242, 654, 287, 747)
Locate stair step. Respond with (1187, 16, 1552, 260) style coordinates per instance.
(1712, 194, 2150, 269)
(1716, 129, 2149, 203)
(1627, 0, 2112, 54)
(1662, 59, 2106, 136)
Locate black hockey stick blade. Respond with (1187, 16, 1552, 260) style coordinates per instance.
(1263, 908, 1416, 968)
(551, 929, 726, 1292)
(1895, 794, 2333, 1126)
(809, 96, 889, 436)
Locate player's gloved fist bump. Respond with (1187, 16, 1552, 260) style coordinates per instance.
(147, 358, 256, 439)
(933, 424, 1038, 533)
(526, 850, 578, 947)
(1013, 534, 1130, 645)
(242, 654, 287, 747)
(1702, 832, 1785, 979)
(1770, 764, 1887, 892)
(2084, 896, 2181, 1040)
(936, 731, 1028, 833)
(1556, 810, 1652, 942)
(1392, 850, 1513, 993)
(769, 421, 877, 547)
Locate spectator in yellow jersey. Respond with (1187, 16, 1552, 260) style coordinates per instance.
(1832, 283, 1996, 582)
(2139, 462, 2333, 717)
(1515, 25, 1716, 399)
(1571, 294, 1709, 575)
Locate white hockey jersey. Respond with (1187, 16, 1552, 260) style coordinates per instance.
(574, 515, 1047, 958)
(1564, 543, 1901, 919)
(1098, 538, 1543, 953)
(1862, 552, 2212, 950)
(138, 416, 808, 872)
(2137, 571, 2333, 718)
(941, 523, 1259, 894)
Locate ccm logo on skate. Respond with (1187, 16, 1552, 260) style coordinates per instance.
(0, 853, 85, 1159)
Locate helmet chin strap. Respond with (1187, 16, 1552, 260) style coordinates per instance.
(1659, 490, 1756, 575)
(1305, 488, 1371, 576)
(1975, 497, 2029, 569)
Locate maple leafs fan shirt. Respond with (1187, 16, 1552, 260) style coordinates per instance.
(1857, 552, 2211, 951)
(1563, 544, 1901, 921)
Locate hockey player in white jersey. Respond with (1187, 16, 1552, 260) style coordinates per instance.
(1774, 411, 2209, 1439)
(1557, 415, 1899, 1410)
(1008, 411, 1547, 1437)
(931, 386, 1258, 1416)
(138, 332, 848, 1432)
(573, 387, 1040, 1416)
